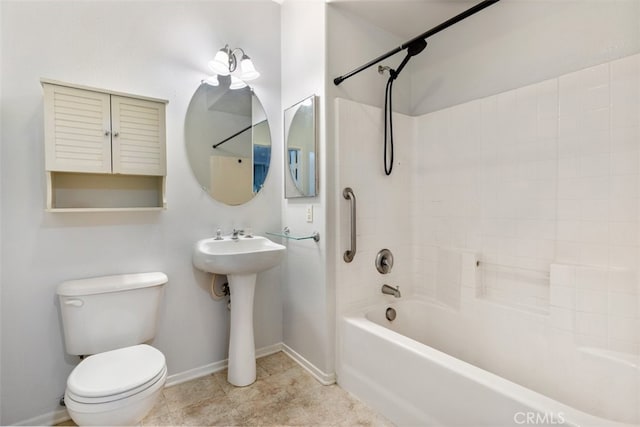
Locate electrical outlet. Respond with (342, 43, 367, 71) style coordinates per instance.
(306, 205, 313, 223)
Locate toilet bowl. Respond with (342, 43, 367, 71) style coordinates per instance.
(64, 344, 167, 426)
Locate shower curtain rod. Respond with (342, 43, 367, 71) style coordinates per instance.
(212, 119, 267, 149)
(333, 0, 501, 86)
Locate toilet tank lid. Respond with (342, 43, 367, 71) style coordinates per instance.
(57, 272, 168, 296)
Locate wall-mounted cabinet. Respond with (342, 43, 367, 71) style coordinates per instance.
(41, 79, 168, 211)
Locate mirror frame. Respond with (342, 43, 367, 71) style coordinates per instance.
(284, 95, 318, 198)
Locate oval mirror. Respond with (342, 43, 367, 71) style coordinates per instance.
(185, 82, 271, 205)
(284, 95, 317, 198)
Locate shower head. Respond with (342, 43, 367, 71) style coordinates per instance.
(407, 39, 427, 57)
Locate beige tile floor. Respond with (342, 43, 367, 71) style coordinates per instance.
(58, 351, 393, 426)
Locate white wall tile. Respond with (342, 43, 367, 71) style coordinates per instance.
(579, 244, 610, 267)
(585, 85, 610, 111)
(580, 154, 610, 177)
(576, 312, 608, 338)
(609, 292, 639, 319)
(611, 126, 640, 153)
(550, 307, 574, 331)
(576, 289, 608, 314)
(610, 150, 638, 175)
(551, 264, 576, 286)
(551, 285, 575, 309)
(581, 199, 609, 222)
(608, 269, 638, 294)
(609, 245, 638, 269)
(576, 266, 608, 291)
(608, 316, 640, 343)
(609, 198, 637, 222)
(609, 222, 638, 246)
(611, 55, 640, 130)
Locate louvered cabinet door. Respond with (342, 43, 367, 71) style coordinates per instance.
(43, 85, 112, 173)
(111, 96, 166, 176)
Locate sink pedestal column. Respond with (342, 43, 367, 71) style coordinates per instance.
(227, 273, 257, 386)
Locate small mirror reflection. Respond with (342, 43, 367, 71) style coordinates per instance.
(285, 95, 317, 198)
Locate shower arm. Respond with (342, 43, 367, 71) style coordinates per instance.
(333, 0, 501, 86)
(388, 38, 427, 80)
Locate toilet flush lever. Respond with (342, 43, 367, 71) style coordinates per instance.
(64, 299, 84, 307)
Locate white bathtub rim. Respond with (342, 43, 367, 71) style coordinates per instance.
(342, 308, 636, 427)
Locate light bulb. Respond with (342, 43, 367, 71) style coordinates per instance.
(208, 48, 230, 76)
(230, 75, 247, 90)
(203, 75, 219, 86)
(239, 55, 260, 81)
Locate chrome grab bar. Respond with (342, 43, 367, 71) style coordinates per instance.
(343, 187, 356, 263)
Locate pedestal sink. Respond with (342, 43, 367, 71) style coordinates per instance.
(192, 235, 285, 386)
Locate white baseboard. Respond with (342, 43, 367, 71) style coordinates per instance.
(256, 342, 284, 359)
(164, 358, 228, 387)
(165, 342, 283, 387)
(15, 342, 333, 426)
(282, 343, 336, 385)
(14, 407, 70, 427)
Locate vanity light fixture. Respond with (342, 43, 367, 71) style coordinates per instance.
(230, 75, 247, 90)
(204, 44, 259, 89)
(203, 75, 219, 86)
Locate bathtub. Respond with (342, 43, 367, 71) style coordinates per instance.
(338, 299, 639, 427)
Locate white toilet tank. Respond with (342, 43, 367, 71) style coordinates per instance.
(57, 272, 168, 356)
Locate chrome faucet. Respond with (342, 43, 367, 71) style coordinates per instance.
(381, 284, 401, 298)
(231, 229, 244, 240)
(214, 227, 223, 240)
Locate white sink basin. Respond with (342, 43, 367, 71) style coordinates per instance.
(192, 234, 286, 387)
(193, 236, 285, 275)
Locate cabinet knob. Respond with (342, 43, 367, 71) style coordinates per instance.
(104, 130, 111, 136)
(113, 132, 119, 137)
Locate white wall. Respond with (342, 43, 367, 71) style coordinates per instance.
(280, 0, 334, 378)
(277, 0, 417, 379)
(0, 1, 3, 422)
(327, 3, 411, 115)
(409, 0, 640, 115)
(0, 1, 281, 424)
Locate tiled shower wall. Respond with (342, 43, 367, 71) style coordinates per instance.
(335, 53, 639, 355)
(413, 74, 559, 311)
(413, 53, 640, 355)
(335, 99, 414, 313)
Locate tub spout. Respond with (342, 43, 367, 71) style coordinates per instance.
(381, 284, 401, 298)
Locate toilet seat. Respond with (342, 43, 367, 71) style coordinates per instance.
(67, 344, 166, 404)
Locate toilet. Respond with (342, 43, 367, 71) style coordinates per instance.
(57, 272, 168, 426)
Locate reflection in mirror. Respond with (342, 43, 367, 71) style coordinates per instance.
(285, 95, 317, 198)
(185, 82, 271, 205)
